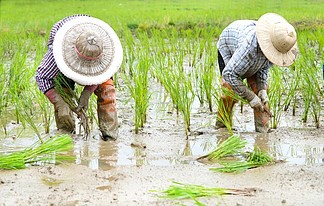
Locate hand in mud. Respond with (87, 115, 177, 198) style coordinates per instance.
(258, 90, 272, 116)
(76, 89, 93, 113)
(263, 103, 273, 117)
(54, 94, 75, 131)
(77, 111, 90, 140)
(258, 89, 269, 104)
(249, 95, 264, 112)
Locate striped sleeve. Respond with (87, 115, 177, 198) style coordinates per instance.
(35, 48, 60, 93)
(36, 14, 91, 93)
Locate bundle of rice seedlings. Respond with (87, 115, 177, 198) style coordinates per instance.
(156, 181, 227, 199)
(246, 146, 274, 164)
(152, 181, 256, 204)
(213, 85, 248, 134)
(210, 161, 263, 173)
(211, 147, 274, 173)
(197, 135, 247, 161)
(54, 76, 90, 139)
(0, 134, 74, 170)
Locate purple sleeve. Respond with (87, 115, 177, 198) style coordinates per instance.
(36, 14, 91, 93)
(35, 48, 60, 93)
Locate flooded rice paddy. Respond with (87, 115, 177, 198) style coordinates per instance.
(1, 95, 323, 170)
(1, 82, 324, 206)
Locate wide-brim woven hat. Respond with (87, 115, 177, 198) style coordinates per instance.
(256, 13, 298, 67)
(53, 16, 123, 85)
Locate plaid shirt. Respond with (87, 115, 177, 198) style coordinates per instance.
(217, 20, 272, 101)
(35, 14, 90, 93)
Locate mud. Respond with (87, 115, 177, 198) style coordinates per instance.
(1, 85, 324, 206)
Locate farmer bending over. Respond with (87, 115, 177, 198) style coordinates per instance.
(216, 13, 297, 132)
(36, 14, 123, 140)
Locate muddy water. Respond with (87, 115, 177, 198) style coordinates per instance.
(2, 117, 322, 173)
(71, 131, 323, 172)
(1, 83, 323, 171)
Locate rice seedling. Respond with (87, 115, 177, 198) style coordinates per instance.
(54, 75, 90, 139)
(149, 31, 203, 138)
(7, 49, 29, 125)
(296, 32, 323, 128)
(34, 89, 53, 134)
(190, 35, 218, 112)
(152, 181, 256, 205)
(182, 140, 193, 156)
(215, 96, 234, 133)
(0, 54, 9, 134)
(86, 95, 98, 129)
(210, 161, 263, 173)
(246, 146, 274, 164)
(0, 134, 74, 170)
(210, 146, 274, 173)
(149, 35, 194, 137)
(16, 91, 43, 142)
(187, 36, 206, 107)
(201, 48, 217, 113)
(0, 0, 324, 152)
(30, 41, 53, 134)
(5, 49, 44, 140)
(197, 135, 247, 161)
(0, 30, 46, 135)
(191, 57, 206, 107)
(268, 66, 287, 129)
(120, 27, 137, 75)
(123, 53, 150, 134)
(154, 61, 195, 138)
(121, 29, 152, 134)
(5, 44, 45, 138)
(177, 73, 195, 138)
(213, 80, 247, 134)
(280, 65, 300, 116)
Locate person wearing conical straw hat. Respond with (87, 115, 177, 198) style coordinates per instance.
(36, 14, 123, 140)
(216, 13, 298, 133)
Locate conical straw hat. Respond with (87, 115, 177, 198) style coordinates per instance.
(53, 16, 123, 85)
(256, 13, 298, 67)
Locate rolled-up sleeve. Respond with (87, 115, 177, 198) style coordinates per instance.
(35, 14, 91, 93)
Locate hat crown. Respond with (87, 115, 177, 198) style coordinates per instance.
(76, 32, 103, 59)
(53, 16, 123, 85)
(270, 22, 297, 54)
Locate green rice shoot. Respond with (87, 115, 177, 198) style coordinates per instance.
(247, 146, 274, 164)
(155, 181, 227, 199)
(54, 75, 90, 139)
(0, 134, 75, 170)
(198, 135, 247, 161)
(211, 146, 275, 173)
(210, 161, 263, 173)
(152, 181, 256, 205)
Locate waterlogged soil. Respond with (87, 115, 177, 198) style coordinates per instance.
(1, 87, 324, 206)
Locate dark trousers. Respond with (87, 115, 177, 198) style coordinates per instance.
(218, 50, 226, 75)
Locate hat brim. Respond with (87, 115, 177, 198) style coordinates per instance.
(256, 13, 297, 67)
(53, 16, 123, 85)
